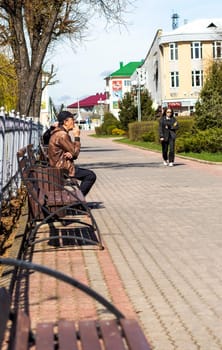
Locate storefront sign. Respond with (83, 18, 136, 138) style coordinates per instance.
(168, 102, 181, 108)
(112, 80, 122, 100)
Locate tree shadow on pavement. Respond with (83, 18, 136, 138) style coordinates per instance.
(79, 161, 186, 169)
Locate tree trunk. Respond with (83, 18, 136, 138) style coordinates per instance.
(9, 4, 61, 118)
(0, 0, 131, 119)
(30, 72, 43, 119)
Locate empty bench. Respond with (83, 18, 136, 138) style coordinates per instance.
(0, 258, 151, 350)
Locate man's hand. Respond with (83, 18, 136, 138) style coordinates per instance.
(64, 152, 73, 159)
(72, 124, 80, 137)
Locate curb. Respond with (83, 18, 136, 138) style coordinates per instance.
(114, 140, 222, 166)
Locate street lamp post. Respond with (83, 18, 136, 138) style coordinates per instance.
(137, 79, 142, 122)
(132, 79, 142, 122)
(77, 98, 81, 120)
(132, 67, 145, 122)
(98, 98, 104, 125)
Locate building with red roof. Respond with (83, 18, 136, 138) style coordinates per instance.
(67, 92, 107, 129)
(67, 60, 143, 122)
(67, 92, 106, 110)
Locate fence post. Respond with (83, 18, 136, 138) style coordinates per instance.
(0, 107, 5, 217)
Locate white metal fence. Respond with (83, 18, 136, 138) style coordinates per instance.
(0, 107, 43, 217)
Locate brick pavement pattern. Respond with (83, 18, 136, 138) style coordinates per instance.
(29, 131, 222, 350)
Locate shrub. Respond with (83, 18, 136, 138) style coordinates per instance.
(112, 128, 126, 136)
(128, 118, 194, 143)
(176, 128, 222, 153)
(95, 126, 105, 135)
(106, 124, 116, 135)
(176, 118, 195, 138)
(128, 121, 158, 141)
(194, 61, 222, 130)
(141, 131, 155, 142)
(100, 112, 120, 135)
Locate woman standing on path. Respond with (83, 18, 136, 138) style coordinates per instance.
(159, 108, 179, 166)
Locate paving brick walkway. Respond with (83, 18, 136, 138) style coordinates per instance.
(8, 131, 222, 350)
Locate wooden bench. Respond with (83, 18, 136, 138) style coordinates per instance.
(27, 143, 81, 190)
(0, 288, 30, 350)
(17, 147, 103, 249)
(0, 257, 151, 350)
(38, 142, 49, 164)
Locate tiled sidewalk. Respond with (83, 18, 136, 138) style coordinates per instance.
(4, 131, 222, 350)
(29, 241, 137, 326)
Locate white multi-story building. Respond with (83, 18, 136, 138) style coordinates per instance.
(141, 17, 222, 115)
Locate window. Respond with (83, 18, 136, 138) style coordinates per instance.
(169, 43, 178, 60)
(191, 42, 202, 59)
(192, 70, 203, 87)
(170, 72, 179, 87)
(124, 80, 131, 87)
(213, 41, 222, 58)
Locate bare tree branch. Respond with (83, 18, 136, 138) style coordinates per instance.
(0, 0, 136, 117)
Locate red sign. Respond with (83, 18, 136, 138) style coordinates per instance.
(112, 80, 122, 100)
(168, 102, 181, 108)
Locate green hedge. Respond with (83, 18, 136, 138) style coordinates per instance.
(176, 128, 222, 153)
(128, 118, 194, 142)
(128, 121, 159, 141)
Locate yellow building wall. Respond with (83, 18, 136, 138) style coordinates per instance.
(178, 43, 192, 97)
(202, 42, 214, 78)
(162, 41, 215, 101)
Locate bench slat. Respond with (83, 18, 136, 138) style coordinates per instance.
(36, 323, 54, 350)
(13, 310, 30, 350)
(120, 319, 151, 350)
(58, 320, 78, 350)
(0, 288, 10, 347)
(79, 320, 102, 350)
(0, 261, 150, 350)
(46, 191, 80, 205)
(99, 319, 126, 350)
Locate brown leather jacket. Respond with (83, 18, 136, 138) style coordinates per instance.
(48, 126, 80, 176)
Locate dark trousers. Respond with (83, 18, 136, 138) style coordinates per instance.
(74, 166, 96, 196)
(161, 137, 175, 163)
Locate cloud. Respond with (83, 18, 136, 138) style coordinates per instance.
(57, 95, 72, 103)
(100, 70, 112, 78)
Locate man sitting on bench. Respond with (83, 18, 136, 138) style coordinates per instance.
(48, 110, 96, 196)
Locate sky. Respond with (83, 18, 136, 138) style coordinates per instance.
(48, 0, 222, 107)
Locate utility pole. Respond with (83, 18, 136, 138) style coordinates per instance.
(132, 68, 144, 122)
(137, 78, 142, 122)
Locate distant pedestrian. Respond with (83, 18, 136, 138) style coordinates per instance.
(155, 105, 163, 119)
(159, 108, 179, 166)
